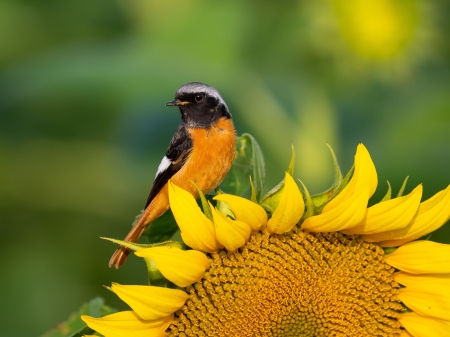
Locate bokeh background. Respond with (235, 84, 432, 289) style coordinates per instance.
(1, 1, 449, 336)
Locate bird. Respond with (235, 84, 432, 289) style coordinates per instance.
(109, 82, 236, 268)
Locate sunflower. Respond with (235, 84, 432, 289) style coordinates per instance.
(82, 144, 450, 337)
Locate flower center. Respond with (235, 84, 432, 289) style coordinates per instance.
(168, 228, 405, 337)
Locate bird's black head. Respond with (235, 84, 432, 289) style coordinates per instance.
(166, 82, 231, 128)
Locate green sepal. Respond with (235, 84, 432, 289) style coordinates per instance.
(101, 237, 183, 252)
(287, 143, 295, 176)
(214, 187, 235, 219)
(192, 181, 213, 221)
(396, 176, 409, 197)
(142, 240, 181, 288)
(220, 133, 265, 201)
(259, 181, 283, 214)
(102, 237, 182, 287)
(380, 181, 392, 202)
(101, 237, 147, 252)
(102, 284, 113, 292)
(311, 144, 348, 212)
(39, 297, 115, 337)
(260, 145, 295, 214)
(299, 179, 316, 220)
(143, 256, 176, 288)
(338, 164, 354, 193)
(383, 247, 397, 255)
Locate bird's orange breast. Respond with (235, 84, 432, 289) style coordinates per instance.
(171, 117, 236, 196)
(138, 117, 236, 227)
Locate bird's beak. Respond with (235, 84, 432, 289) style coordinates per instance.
(166, 99, 190, 107)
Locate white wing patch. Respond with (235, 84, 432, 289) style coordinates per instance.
(155, 156, 172, 178)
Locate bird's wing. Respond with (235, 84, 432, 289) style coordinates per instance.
(144, 123, 193, 208)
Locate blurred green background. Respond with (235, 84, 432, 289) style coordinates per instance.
(1, 0, 449, 336)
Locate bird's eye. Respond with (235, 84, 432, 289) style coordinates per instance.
(195, 93, 204, 102)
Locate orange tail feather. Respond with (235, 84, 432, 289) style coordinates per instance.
(108, 222, 148, 268)
(109, 192, 169, 268)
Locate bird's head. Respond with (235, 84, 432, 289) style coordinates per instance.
(166, 82, 231, 128)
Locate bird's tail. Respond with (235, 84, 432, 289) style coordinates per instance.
(109, 194, 169, 269)
(108, 222, 148, 268)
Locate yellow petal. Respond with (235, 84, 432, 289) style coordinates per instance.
(267, 172, 304, 234)
(384, 240, 450, 274)
(363, 185, 450, 245)
(399, 330, 414, 337)
(398, 281, 450, 321)
(322, 143, 377, 213)
(213, 194, 267, 232)
(395, 272, 450, 287)
(342, 184, 422, 235)
(399, 312, 450, 337)
(135, 246, 210, 288)
(302, 187, 369, 232)
(210, 201, 251, 251)
(303, 144, 376, 232)
(111, 283, 189, 321)
(168, 181, 221, 253)
(81, 311, 171, 337)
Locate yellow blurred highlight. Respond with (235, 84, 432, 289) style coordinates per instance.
(333, 0, 418, 59)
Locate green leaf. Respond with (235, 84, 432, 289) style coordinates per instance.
(141, 210, 180, 244)
(40, 297, 115, 337)
(380, 181, 392, 202)
(249, 176, 257, 203)
(396, 176, 409, 197)
(220, 133, 265, 201)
